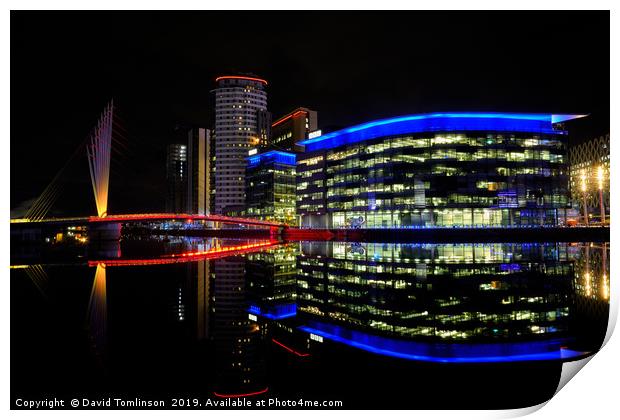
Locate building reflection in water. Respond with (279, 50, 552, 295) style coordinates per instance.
(191, 243, 300, 397)
(171, 237, 271, 396)
(209, 258, 267, 397)
(572, 242, 610, 302)
(570, 242, 610, 347)
(195, 258, 210, 340)
(295, 242, 604, 362)
(247, 243, 299, 320)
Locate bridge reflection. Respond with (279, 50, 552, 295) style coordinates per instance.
(87, 239, 280, 267)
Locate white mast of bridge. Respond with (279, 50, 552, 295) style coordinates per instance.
(87, 100, 114, 218)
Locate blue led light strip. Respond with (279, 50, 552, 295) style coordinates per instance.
(297, 112, 581, 152)
(247, 150, 297, 167)
(248, 303, 297, 320)
(299, 323, 589, 363)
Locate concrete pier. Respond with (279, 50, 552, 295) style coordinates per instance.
(88, 222, 122, 242)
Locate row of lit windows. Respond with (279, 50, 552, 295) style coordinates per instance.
(320, 135, 565, 156)
(315, 260, 571, 277)
(321, 155, 564, 174)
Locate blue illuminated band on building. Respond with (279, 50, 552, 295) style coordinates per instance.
(299, 322, 589, 363)
(248, 303, 297, 320)
(297, 113, 585, 152)
(247, 150, 297, 168)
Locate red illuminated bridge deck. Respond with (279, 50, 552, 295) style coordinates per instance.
(12, 213, 287, 228)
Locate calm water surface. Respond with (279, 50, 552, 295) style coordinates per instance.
(11, 237, 610, 409)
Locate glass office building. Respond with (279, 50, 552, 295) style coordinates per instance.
(296, 113, 583, 228)
(245, 150, 297, 224)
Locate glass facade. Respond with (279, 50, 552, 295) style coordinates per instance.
(245, 151, 297, 225)
(296, 113, 574, 228)
(568, 134, 610, 224)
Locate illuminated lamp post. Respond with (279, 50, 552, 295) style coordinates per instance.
(585, 243, 591, 297)
(597, 166, 606, 225)
(602, 242, 608, 300)
(580, 170, 589, 226)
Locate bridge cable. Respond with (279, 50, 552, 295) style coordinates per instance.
(25, 142, 86, 221)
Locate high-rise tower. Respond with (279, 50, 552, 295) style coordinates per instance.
(187, 127, 212, 216)
(214, 75, 268, 216)
(165, 143, 187, 213)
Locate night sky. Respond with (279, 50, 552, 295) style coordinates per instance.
(11, 11, 609, 216)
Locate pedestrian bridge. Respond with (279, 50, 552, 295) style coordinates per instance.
(11, 213, 286, 228)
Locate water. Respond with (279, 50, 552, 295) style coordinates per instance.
(11, 237, 610, 409)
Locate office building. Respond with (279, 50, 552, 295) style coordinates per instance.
(271, 107, 318, 150)
(245, 150, 297, 225)
(165, 144, 187, 213)
(214, 75, 269, 216)
(296, 113, 581, 228)
(187, 127, 212, 215)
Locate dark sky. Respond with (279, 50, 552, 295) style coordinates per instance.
(11, 10, 610, 216)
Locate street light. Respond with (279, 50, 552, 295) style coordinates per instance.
(580, 169, 589, 226)
(597, 165, 606, 225)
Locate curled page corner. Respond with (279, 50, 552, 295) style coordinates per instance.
(493, 400, 549, 419)
(497, 353, 597, 419)
(602, 291, 618, 348)
(555, 354, 595, 396)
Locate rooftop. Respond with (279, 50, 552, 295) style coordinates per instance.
(247, 150, 297, 167)
(297, 112, 586, 152)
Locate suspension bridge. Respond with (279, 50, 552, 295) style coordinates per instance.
(11, 101, 286, 241)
